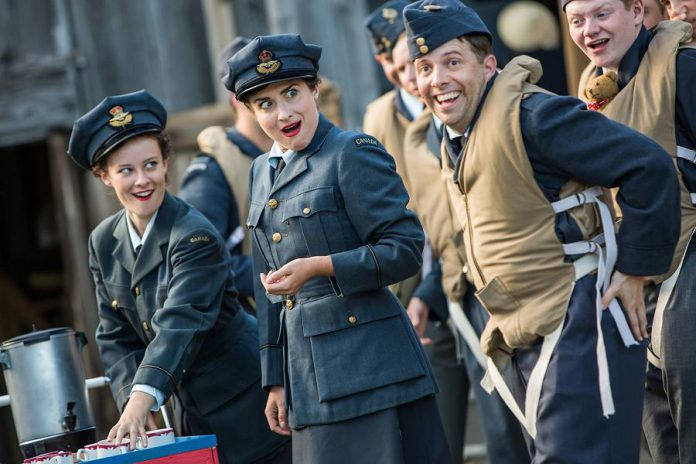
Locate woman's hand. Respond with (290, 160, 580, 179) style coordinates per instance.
(265, 386, 291, 436)
(108, 391, 156, 449)
(601, 271, 647, 341)
(260, 256, 333, 296)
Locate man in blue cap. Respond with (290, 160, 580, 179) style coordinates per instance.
(178, 37, 272, 314)
(364, 5, 473, 461)
(564, 0, 696, 461)
(405, 0, 681, 462)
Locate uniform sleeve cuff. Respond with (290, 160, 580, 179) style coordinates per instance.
(260, 345, 284, 390)
(616, 242, 676, 276)
(131, 384, 165, 412)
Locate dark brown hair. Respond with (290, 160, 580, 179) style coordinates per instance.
(457, 34, 493, 63)
(91, 132, 172, 178)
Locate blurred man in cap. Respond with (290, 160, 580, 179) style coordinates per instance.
(406, 0, 680, 462)
(178, 37, 273, 313)
(565, 0, 696, 461)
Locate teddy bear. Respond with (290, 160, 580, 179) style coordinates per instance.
(583, 71, 619, 111)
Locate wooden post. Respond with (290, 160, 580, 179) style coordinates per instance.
(46, 131, 119, 435)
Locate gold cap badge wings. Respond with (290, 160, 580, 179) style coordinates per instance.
(382, 7, 398, 23)
(256, 50, 281, 75)
(108, 106, 132, 127)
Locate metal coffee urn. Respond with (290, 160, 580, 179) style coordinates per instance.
(0, 328, 97, 458)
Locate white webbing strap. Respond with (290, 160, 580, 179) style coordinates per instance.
(480, 319, 565, 439)
(677, 145, 696, 164)
(556, 187, 638, 418)
(649, 228, 696, 368)
(482, 187, 637, 438)
(676, 146, 696, 205)
(448, 300, 487, 369)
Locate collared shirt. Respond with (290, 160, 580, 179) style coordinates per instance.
(126, 210, 165, 410)
(267, 142, 295, 166)
(399, 88, 425, 120)
(125, 210, 158, 252)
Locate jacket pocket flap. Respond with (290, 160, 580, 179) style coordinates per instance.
(281, 186, 337, 222)
(300, 289, 402, 337)
(475, 276, 520, 315)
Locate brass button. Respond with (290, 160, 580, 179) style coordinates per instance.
(272, 232, 282, 243)
(303, 207, 311, 216)
(285, 299, 294, 310)
(416, 37, 425, 46)
(419, 45, 429, 54)
(134, 286, 141, 296)
(268, 198, 279, 209)
(142, 321, 150, 332)
(348, 315, 357, 324)
(111, 299, 118, 310)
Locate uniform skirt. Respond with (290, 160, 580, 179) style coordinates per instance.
(290, 395, 452, 464)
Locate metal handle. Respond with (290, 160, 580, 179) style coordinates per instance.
(85, 376, 110, 389)
(0, 351, 10, 370)
(76, 331, 88, 350)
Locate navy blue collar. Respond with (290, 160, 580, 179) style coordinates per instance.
(595, 26, 652, 88)
(226, 128, 264, 159)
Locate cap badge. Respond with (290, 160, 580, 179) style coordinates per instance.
(256, 50, 281, 75)
(108, 106, 132, 128)
(424, 4, 443, 11)
(382, 7, 398, 23)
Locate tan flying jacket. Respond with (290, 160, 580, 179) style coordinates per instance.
(403, 110, 469, 302)
(577, 21, 696, 280)
(197, 126, 253, 255)
(442, 56, 602, 355)
(363, 89, 413, 197)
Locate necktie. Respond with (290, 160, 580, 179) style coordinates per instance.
(135, 244, 142, 256)
(270, 157, 285, 182)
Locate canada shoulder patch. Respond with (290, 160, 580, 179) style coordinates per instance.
(354, 136, 379, 147)
(189, 235, 211, 243)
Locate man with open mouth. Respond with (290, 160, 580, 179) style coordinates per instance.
(566, 0, 696, 461)
(407, 0, 680, 462)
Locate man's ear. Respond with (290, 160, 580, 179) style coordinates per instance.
(483, 54, 498, 81)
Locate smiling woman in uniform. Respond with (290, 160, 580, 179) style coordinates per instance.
(225, 35, 451, 463)
(66, 90, 290, 464)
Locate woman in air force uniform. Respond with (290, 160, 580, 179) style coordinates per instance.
(225, 34, 451, 463)
(66, 90, 290, 464)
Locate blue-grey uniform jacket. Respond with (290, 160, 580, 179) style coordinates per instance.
(247, 115, 438, 428)
(88, 192, 282, 462)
